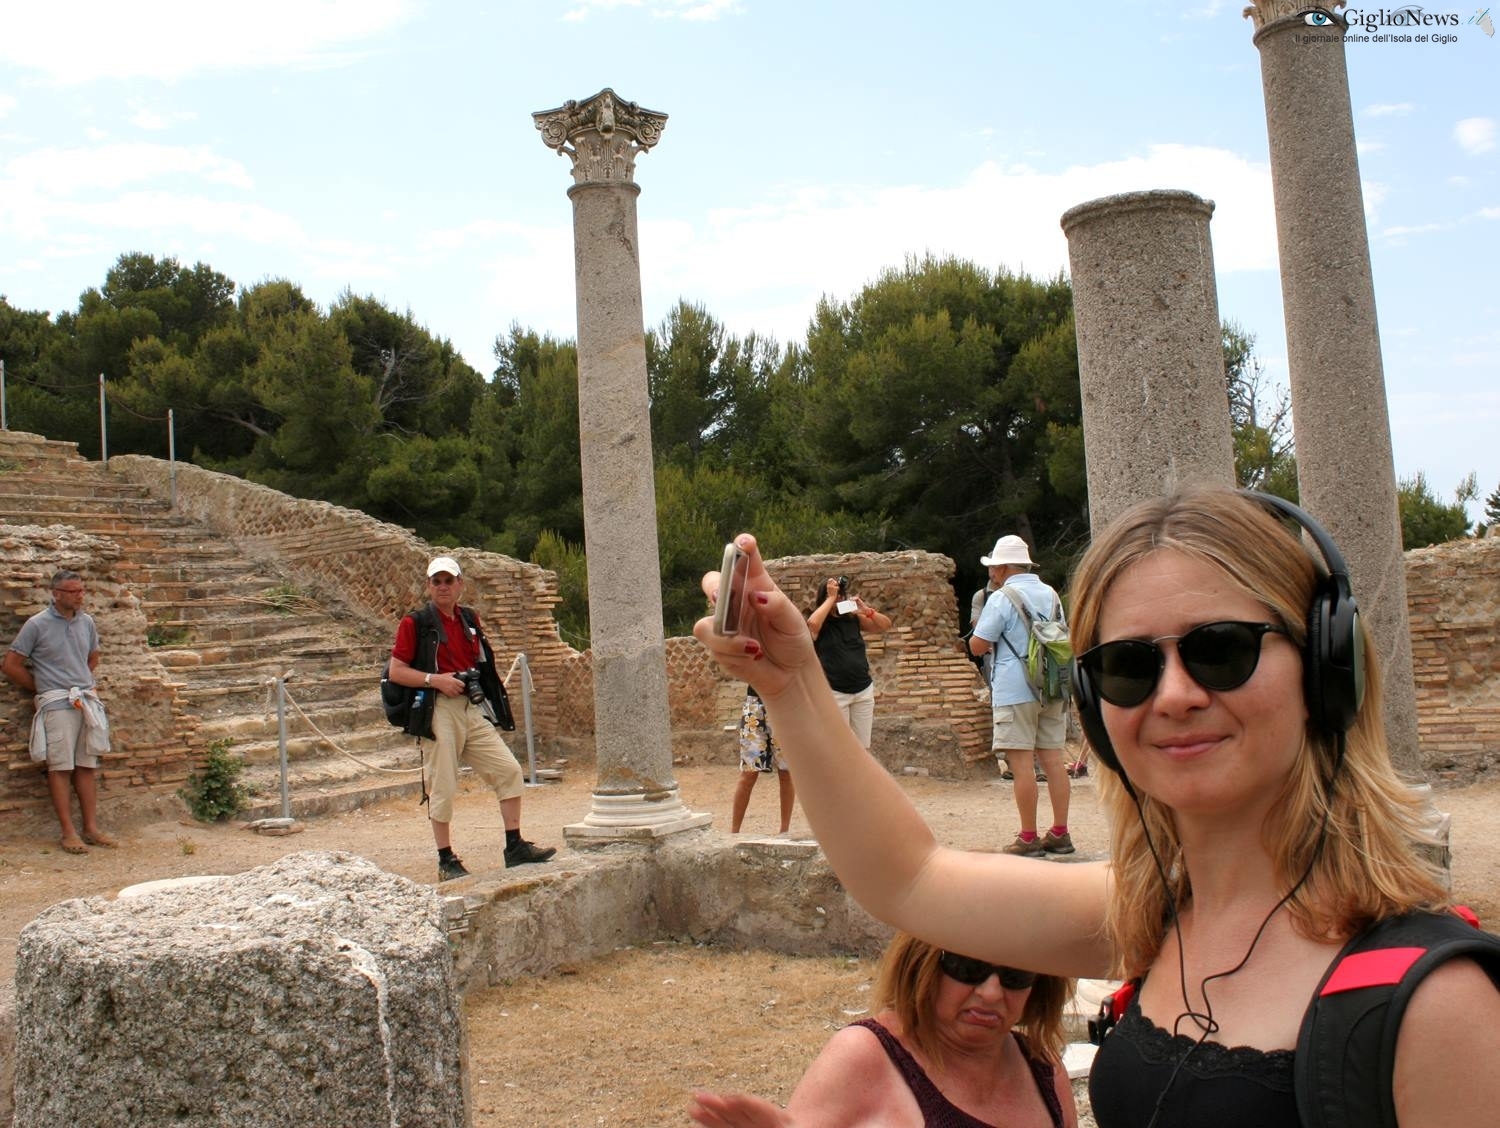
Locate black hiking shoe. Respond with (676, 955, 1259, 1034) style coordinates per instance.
(438, 854, 470, 882)
(504, 838, 557, 867)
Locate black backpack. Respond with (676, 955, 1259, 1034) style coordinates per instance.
(1295, 908, 1500, 1128)
(1089, 908, 1500, 1127)
(380, 605, 440, 738)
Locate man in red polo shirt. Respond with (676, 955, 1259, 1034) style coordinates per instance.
(388, 555, 555, 881)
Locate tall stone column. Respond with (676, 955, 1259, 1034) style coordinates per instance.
(1060, 189, 1236, 532)
(1246, 3, 1423, 780)
(533, 89, 709, 842)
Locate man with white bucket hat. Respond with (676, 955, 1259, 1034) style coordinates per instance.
(967, 535, 1075, 858)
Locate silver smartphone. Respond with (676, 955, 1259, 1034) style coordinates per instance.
(712, 542, 750, 636)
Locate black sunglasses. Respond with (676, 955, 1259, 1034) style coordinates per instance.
(937, 952, 1038, 990)
(1078, 620, 1290, 709)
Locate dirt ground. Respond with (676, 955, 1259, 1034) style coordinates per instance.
(3, 762, 1498, 1126)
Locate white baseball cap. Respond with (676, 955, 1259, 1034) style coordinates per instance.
(980, 535, 1034, 567)
(426, 555, 462, 578)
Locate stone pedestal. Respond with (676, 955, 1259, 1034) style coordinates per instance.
(1061, 189, 1236, 532)
(534, 89, 708, 842)
(13, 852, 468, 1127)
(1247, 3, 1423, 780)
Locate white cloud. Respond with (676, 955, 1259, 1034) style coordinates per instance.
(560, 0, 736, 20)
(0, 0, 418, 83)
(1365, 102, 1414, 118)
(0, 94, 17, 119)
(1481, 207, 1500, 220)
(128, 102, 197, 132)
(5, 143, 252, 195)
(475, 144, 1281, 347)
(1455, 117, 1497, 155)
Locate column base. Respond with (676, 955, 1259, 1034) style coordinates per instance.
(564, 789, 713, 845)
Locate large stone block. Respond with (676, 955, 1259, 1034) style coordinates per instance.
(14, 851, 468, 1127)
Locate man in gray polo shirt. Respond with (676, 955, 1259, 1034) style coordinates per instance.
(3, 569, 118, 854)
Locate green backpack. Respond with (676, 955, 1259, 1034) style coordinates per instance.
(998, 587, 1073, 704)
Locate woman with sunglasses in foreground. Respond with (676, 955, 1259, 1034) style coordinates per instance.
(693, 488, 1500, 1127)
(689, 933, 1077, 1128)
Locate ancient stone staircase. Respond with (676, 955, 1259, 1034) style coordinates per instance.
(0, 431, 421, 815)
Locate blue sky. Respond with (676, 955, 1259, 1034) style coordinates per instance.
(1, 1, 1496, 516)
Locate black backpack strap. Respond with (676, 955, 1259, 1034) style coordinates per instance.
(1296, 909, 1500, 1128)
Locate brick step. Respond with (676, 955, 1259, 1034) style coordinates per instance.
(151, 632, 382, 667)
(155, 639, 388, 678)
(227, 722, 415, 767)
(178, 669, 383, 714)
(238, 746, 425, 816)
(140, 611, 334, 645)
(136, 579, 289, 606)
(198, 702, 396, 754)
(0, 479, 157, 502)
(0, 514, 193, 542)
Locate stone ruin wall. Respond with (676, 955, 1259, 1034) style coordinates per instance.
(1406, 536, 1500, 778)
(3, 456, 1498, 815)
(0, 524, 201, 815)
(109, 455, 574, 739)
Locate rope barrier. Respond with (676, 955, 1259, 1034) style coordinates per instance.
(269, 677, 424, 775)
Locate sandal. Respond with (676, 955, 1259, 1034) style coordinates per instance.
(60, 836, 89, 855)
(83, 831, 119, 848)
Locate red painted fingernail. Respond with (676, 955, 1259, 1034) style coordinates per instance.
(744, 639, 761, 656)
(754, 592, 769, 605)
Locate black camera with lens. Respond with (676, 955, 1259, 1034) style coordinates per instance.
(837, 575, 849, 597)
(455, 668, 487, 706)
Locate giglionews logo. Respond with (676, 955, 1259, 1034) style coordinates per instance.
(1295, 5, 1494, 39)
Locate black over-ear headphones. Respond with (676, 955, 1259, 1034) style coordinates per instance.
(1073, 490, 1366, 776)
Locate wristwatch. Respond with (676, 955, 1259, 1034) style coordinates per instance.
(424, 673, 432, 687)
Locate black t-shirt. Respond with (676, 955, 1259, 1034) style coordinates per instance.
(1088, 987, 1298, 1127)
(814, 612, 872, 694)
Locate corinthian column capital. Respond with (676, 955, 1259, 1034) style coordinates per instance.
(1243, 0, 1346, 30)
(533, 88, 668, 186)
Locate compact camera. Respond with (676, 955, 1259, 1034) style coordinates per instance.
(455, 668, 487, 706)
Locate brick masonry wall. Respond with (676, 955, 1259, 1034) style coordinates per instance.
(1405, 534, 1500, 778)
(0, 524, 201, 814)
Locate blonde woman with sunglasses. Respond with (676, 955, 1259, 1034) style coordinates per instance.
(693, 488, 1500, 1128)
(689, 932, 1076, 1128)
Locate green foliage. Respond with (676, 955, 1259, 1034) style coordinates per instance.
(1398, 472, 1473, 549)
(260, 582, 303, 613)
(146, 621, 191, 647)
(1484, 480, 1500, 530)
(1223, 323, 1297, 496)
(178, 739, 248, 822)
(5, 248, 1333, 641)
(531, 530, 590, 647)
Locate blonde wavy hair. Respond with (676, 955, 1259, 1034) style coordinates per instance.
(1067, 487, 1448, 979)
(873, 931, 1073, 1066)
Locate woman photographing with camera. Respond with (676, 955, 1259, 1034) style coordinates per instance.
(696, 489, 1500, 1127)
(807, 575, 890, 749)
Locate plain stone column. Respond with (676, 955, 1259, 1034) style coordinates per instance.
(1061, 189, 1236, 532)
(1246, 3, 1423, 780)
(534, 89, 709, 842)
(13, 853, 467, 1127)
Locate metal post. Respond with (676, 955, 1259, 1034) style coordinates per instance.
(519, 653, 540, 786)
(167, 408, 177, 509)
(98, 372, 107, 462)
(275, 673, 292, 819)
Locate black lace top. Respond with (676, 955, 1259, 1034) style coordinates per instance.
(1088, 986, 1299, 1128)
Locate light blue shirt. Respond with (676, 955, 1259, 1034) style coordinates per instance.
(974, 573, 1061, 707)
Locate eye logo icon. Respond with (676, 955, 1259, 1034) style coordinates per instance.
(1297, 6, 1348, 26)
